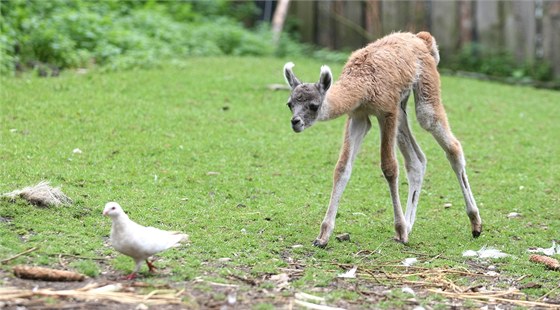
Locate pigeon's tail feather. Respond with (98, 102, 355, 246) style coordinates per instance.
(169, 233, 189, 247)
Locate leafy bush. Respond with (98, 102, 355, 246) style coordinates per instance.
(445, 43, 554, 82)
(0, 0, 286, 75)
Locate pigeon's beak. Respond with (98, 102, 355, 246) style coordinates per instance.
(102, 210, 108, 216)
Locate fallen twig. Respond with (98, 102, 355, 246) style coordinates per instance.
(1, 247, 38, 265)
(49, 253, 108, 261)
(0, 283, 182, 305)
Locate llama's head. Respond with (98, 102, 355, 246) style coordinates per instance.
(283, 62, 332, 133)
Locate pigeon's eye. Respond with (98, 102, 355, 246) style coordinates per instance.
(111, 207, 116, 210)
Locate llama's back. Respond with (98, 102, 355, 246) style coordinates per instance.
(336, 32, 437, 113)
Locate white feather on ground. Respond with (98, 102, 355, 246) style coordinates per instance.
(102, 202, 188, 280)
(2, 181, 72, 207)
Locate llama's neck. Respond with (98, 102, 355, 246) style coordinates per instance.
(318, 82, 362, 121)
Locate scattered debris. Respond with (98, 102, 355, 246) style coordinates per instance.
(402, 258, 418, 267)
(292, 244, 303, 248)
(429, 287, 555, 308)
(337, 266, 357, 278)
(294, 292, 345, 310)
(507, 212, 521, 219)
(519, 282, 542, 289)
(401, 287, 415, 296)
(527, 241, 560, 256)
(462, 246, 509, 259)
(335, 233, 350, 242)
(2, 181, 73, 207)
(0, 282, 182, 305)
(1, 247, 38, 265)
(483, 271, 499, 277)
(529, 254, 560, 271)
(207, 171, 220, 176)
(226, 290, 237, 305)
(443, 203, 452, 209)
(270, 273, 290, 290)
(72, 148, 82, 154)
(218, 258, 232, 262)
(13, 265, 85, 282)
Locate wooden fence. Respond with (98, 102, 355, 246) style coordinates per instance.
(287, 0, 560, 78)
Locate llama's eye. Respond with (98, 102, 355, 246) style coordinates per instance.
(309, 103, 319, 112)
(287, 101, 293, 110)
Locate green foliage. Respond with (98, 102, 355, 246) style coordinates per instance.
(0, 0, 280, 74)
(445, 43, 554, 82)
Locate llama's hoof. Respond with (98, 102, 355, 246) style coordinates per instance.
(472, 229, 482, 238)
(393, 236, 409, 244)
(312, 239, 328, 248)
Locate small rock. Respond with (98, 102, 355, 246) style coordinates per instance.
(335, 233, 350, 242)
(218, 257, 232, 262)
(207, 171, 220, 176)
(507, 212, 521, 218)
(72, 148, 82, 154)
(484, 271, 499, 277)
(135, 303, 148, 310)
(443, 203, 452, 208)
(291, 244, 303, 248)
(519, 282, 542, 289)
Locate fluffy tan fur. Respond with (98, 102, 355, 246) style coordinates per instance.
(322, 32, 439, 120)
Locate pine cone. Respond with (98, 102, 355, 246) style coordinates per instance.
(529, 254, 560, 271)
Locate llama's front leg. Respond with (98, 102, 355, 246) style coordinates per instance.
(378, 113, 408, 243)
(314, 116, 371, 248)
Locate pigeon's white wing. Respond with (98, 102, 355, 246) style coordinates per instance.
(133, 224, 188, 255)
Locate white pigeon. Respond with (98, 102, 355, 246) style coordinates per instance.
(102, 202, 188, 280)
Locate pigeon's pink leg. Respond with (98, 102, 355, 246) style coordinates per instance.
(146, 259, 157, 273)
(123, 272, 137, 280)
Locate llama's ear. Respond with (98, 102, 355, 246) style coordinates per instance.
(319, 65, 332, 92)
(283, 62, 301, 89)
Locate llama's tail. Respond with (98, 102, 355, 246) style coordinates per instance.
(416, 31, 440, 65)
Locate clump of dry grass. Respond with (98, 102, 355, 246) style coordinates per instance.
(2, 181, 72, 207)
(0, 282, 183, 305)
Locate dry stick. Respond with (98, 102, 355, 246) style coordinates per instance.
(50, 253, 108, 261)
(430, 289, 556, 308)
(1, 247, 38, 264)
(537, 285, 560, 302)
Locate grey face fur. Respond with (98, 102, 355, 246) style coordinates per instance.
(283, 62, 332, 133)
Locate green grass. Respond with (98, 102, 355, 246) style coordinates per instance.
(1, 57, 559, 307)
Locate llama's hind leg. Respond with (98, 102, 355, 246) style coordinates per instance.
(378, 113, 408, 243)
(397, 92, 427, 234)
(414, 79, 482, 238)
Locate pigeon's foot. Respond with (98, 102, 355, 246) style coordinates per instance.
(146, 259, 157, 273)
(123, 272, 137, 280)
